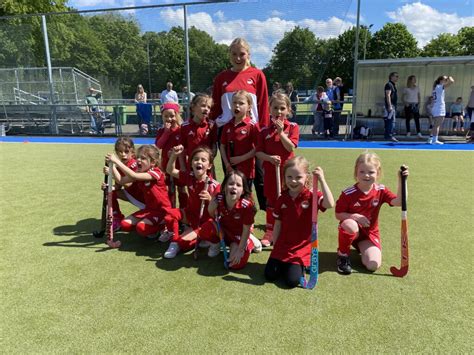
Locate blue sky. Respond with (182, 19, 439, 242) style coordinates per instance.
(68, 0, 474, 67)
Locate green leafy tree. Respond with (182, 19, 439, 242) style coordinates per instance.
(457, 26, 474, 55)
(421, 33, 462, 57)
(264, 27, 319, 90)
(370, 23, 419, 59)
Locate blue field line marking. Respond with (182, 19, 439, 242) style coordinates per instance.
(1, 136, 473, 151)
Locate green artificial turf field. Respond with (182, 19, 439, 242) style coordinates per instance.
(1, 143, 472, 353)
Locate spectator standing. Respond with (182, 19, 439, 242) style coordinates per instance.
(181, 85, 195, 121)
(403, 75, 422, 138)
(450, 97, 465, 132)
(210, 37, 269, 211)
(325, 78, 337, 137)
(285, 82, 299, 117)
(467, 86, 474, 122)
(383, 72, 399, 142)
(272, 82, 284, 95)
(429, 75, 454, 145)
(85, 87, 103, 135)
(135, 84, 147, 103)
(304, 86, 329, 136)
(160, 81, 179, 104)
(333, 77, 344, 136)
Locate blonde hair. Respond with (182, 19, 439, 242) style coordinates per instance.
(162, 106, 183, 126)
(233, 90, 254, 116)
(353, 152, 383, 181)
(283, 156, 311, 189)
(229, 37, 251, 66)
(269, 92, 292, 116)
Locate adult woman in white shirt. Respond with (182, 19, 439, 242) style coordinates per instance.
(429, 75, 455, 144)
(403, 75, 421, 137)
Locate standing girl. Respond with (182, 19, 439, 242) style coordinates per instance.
(403, 75, 422, 137)
(220, 90, 260, 189)
(164, 145, 221, 258)
(195, 170, 261, 270)
(335, 153, 409, 275)
(105, 137, 145, 230)
(106, 145, 178, 239)
(180, 94, 218, 167)
(155, 102, 187, 209)
(210, 37, 269, 210)
(264, 156, 334, 288)
(429, 75, 455, 144)
(256, 93, 300, 247)
(135, 84, 147, 103)
(450, 97, 465, 133)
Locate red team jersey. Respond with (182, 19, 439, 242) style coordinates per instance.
(180, 119, 218, 161)
(271, 188, 326, 266)
(220, 116, 260, 179)
(175, 171, 221, 228)
(118, 158, 144, 203)
(155, 126, 182, 172)
(136, 167, 172, 215)
(215, 193, 256, 244)
(336, 183, 397, 246)
(210, 67, 269, 128)
(256, 120, 300, 202)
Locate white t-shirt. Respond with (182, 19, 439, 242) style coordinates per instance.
(403, 87, 419, 104)
(431, 84, 445, 117)
(160, 89, 179, 104)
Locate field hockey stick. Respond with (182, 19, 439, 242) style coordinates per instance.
(193, 176, 210, 260)
(229, 141, 235, 169)
(216, 212, 229, 269)
(169, 177, 176, 208)
(93, 165, 108, 238)
(276, 162, 281, 197)
(105, 161, 121, 249)
(390, 166, 409, 277)
(300, 173, 319, 289)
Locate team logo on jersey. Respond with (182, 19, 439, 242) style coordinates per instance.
(372, 199, 379, 207)
(354, 201, 361, 207)
(205, 129, 210, 136)
(301, 201, 310, 209)
(233, 213, 241, 220)
(247, 79, 254, 85)
(240, 129, 247, 135)
(222, 81, 228, 87)
(145, 182, 150, 187)
(175, 135, 180, 140)
(265, 133, 272, 140)
(188, 131, 195, 136)
(226, 128, 231, 134)
(281, 204, 287, 209)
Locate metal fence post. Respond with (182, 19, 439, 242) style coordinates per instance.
(41, 15, 58, 134)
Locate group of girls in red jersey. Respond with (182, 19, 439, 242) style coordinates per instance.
(100, 36, 410, 286)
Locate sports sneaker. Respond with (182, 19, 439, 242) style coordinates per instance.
(427, 137, 433, 144)
(417, 132, 423, 138)
(337, 254, 352, 275)
(208, 243, 221, 257)
(249, 234, 262, 253)
(406, 132, 411, 136)
(164, 242, 180, 258)
(433, 140, 444, 145)
(199, 240, 211, 248)
(391, 136, 399, 142)
(158, 230, 173, 243)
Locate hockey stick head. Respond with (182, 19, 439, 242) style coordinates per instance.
(106, 239, 121, 249)
(390, 265, 408, 277)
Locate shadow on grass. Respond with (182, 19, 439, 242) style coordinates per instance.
(47, 218, 168, 259)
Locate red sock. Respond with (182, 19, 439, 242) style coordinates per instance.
(136, 221, 160, 237)
(338, 227, 357, 255)
(120, 219, 134, 232)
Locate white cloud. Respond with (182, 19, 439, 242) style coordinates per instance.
(270, 10, 284, 17)
(387, 2, 474, 47)
(159, 8, 354, 67)
(213, 10, 225, 22)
